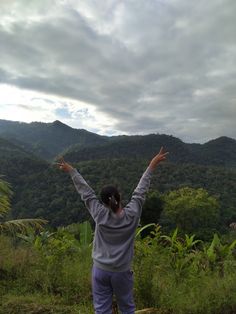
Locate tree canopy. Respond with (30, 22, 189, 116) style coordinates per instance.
(160, 187, 220, 240)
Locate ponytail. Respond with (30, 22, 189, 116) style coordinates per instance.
(100, 185, 121, 213)
(109, 195, 119, 212)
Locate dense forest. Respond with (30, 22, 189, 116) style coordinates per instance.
(1, 119, 236, 166)
(0, 119, 235, 236)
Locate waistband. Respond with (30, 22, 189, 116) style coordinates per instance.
(93, 260, 131, 273)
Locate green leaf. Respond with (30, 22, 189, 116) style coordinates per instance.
(136, 223, 156, 238)
(78, 221, 93, 246)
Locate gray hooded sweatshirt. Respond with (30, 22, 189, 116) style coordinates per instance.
(69, 167, 153, 272)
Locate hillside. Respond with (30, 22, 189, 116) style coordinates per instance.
(0, 137, 32, 159)
(0, 119, 235, 229)
(63, 134, 236, 168)
(0, 138, 235, 229)
(0, 137, 47, 178)
(63, 134, 193, 163)
(0, 137, 88, 226)
(199, 136, 236, 167)
(0, 119, 108, 160)
(0, 119, 236, 168)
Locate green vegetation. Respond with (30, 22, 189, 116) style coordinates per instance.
(1, 119, 236, 167)
(1, 223, 236, 314)
(160, 187, 220, 240)
(0, 176, 46, 234)
(0, 119, 108, 160)
(0, 119, 236, 312)
(0, 119, 235, 232)
(1, 157, 235, 233)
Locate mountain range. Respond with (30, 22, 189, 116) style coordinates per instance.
(0, 119, 236, 167)
(0, 119, 235, 229)
(0, 119, 107, 160)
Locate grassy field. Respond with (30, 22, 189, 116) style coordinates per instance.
(1, 226, 236, 314)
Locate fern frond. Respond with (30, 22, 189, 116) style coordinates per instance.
(0, 177, 12, 216)
(0, 218, 48, 234)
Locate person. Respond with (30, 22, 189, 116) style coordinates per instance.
(58, 147, 168, 314)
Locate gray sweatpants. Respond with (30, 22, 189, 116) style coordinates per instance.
(92, 265, 135, 314)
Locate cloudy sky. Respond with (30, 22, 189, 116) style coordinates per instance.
(0, 0, 235, 143)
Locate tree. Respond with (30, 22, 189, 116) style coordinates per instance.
(160, 187, 220, 240)
(0, 176, 47, 234)
(141, 190, 164, 225)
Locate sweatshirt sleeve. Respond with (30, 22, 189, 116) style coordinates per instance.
(69, 168, 104, 221)
(125, 167, 153, 218)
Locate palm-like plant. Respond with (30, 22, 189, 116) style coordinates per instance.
(0, 176, 47, 234)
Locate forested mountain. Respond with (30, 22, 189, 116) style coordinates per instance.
(199, 137, 236, 167)
(0, 119, 236, 167)
(63, 134, 236, 168)
(0, 137, 33, 159)
(0, 136, 235, 230)
(63, 134, 193, 164)
(0, 136, 87, 226)
(0, 119, 235, 231)
(0, 119, 108, 160)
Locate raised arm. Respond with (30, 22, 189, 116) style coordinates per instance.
(58, 158, 104, 221)
(126, 147, 168, 217)
(148, 146, 169, 171)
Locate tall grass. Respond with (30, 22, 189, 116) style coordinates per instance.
(133, 227, 236, 313)
(1, 226, 236, 314)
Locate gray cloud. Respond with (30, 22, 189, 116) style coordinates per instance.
(1, 103, 44, 111)
(0, 0, 235, 142)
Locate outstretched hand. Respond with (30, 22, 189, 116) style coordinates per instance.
(149, 147, 169, 171)
(56, 157, 74, 172)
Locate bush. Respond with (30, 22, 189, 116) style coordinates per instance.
(160, 187, 220, 240)
(133, 226, 236, 313)
(1, 226, 236, 314)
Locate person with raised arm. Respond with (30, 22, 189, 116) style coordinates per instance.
(58, 147, 168, 314)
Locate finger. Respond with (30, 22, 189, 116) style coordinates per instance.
(59, 156, 65, 164)
(159, 146, 164, 154)
(55, 161, 65, 167)
(161, 155, 166, 159)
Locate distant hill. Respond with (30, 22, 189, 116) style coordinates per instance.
(199, 137, 236, 167)
(0, 137, 32, 159)
(0, 137, 46, 179)
(1, 119, 236, 168)
(63, 134, 236, 168)
(0, 119, 108, 160)
(63, 134, 194, 163)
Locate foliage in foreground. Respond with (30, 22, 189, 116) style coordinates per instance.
(134, 225, 236, 313)
(0, 176, 47, 234)
(0, 223, 236, 314)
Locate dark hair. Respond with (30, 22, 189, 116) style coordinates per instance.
(100, 185, 120, 213)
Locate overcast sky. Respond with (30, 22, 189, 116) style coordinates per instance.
(0, 0, 235, 143)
